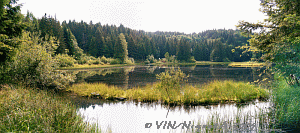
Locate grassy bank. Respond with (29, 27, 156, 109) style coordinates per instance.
(58, 63, 135, 70)
(196, 61, 230, 65)
(67, 80, 269, 105)
(271, 75, 300, 130)
(0, 85, 100, 132)
(228, 62, 268, 67)
(153, 61, 230, 66)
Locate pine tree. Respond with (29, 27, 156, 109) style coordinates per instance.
(177, 37, 191, 61)
(114, 33, 128, 63)
(0, 0, 25, 64)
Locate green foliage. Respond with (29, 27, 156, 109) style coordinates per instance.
(238, 0, 300, 77)
(100, 56, 108, 64)
(68, 80, 269, 106)
(0, 85, 99, 132)
(156, 68, 187, 104)
(164, 52, 170, 61)
(109, 58, 121, 65)
(76, 54, 89, 65)
(144, 59, 150, 64)
(187, 56, 196, 63)
(177, 37, 191, 61)
(54, 54, 75, 67)
(0, 0, 25, 65)
(146, 54, 156, 63)
(5, 32, 75, 89)
(125, 57, 135, 65)
(63, 27, 83, 59)
(114, 33, 128, 63)
(271, 74, 300, 130)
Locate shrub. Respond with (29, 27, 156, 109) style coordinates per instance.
(144, 59, 150, 64)
(76, 54, 89, 64)
(187, 56, 196, 63)
(100, 56, 108, 64)
(146, 54, 157, 63)
(6, 32, 75, 89)
(156, 68, 187, 103)
(92, 58, 101, 65)
(54, 54, 75, 67)
(126, 57, 135, 65)
(110, 58, 121, 64)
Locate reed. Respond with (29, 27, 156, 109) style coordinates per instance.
(0, 84, 100, 132)
(228, 62, 268, 67)
(68, 80, 269, 106)
(271, 74, 300, 130)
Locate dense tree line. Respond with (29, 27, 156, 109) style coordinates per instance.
(22, 11, 260, 63)
(64, 20, 258, 62)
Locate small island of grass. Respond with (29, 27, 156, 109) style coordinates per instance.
(67, 68, 269, 106)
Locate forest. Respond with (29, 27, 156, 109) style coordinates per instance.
(1, 0, 300, 132)
(23, 12, 261, 64)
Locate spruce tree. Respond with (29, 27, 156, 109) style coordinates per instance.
(114, 33, 128, 63)
(0, 0, 25, 64)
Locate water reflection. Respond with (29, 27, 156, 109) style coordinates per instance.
(78, 100, 271, 133)
(69, 65, 272, 89)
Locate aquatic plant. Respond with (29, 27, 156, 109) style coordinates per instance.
(68, 80, 269, 106)
(0, 84, 99, 132)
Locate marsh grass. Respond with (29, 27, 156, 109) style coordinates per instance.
(271, 74, 300, 130)
(68, 80, 269, 106)
(228, 62, 268, 67)
(58, 63, 133, 70)
(193, 106, 277, 133)
(0, 84, 100, 132)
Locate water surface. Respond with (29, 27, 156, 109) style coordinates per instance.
(69, 65, 273, 132)
(72, 65, 271, 89)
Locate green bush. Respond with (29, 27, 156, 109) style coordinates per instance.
(126, 57, 135, 65)
(156, 68, 187, 104)
(54, 54, 75, 67)
(187, 56, 196, 63)
(93, 59, 100, 65)
(109, 58, 121, 64)
(100, 56, 108, 64)
(5, 32, 75, 89)
(144, 59, 150, 64)
(146, 54, 157, 63)
(76, 54, 89, 64)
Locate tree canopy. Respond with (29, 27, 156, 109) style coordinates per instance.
(0, 0, 25, 64)
(238, 0, 300, 77)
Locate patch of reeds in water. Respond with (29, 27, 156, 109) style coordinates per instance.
(68, 80, 269, 106)
(0, 84, 100, 132)
(190, 105, 280, 133)
(271, 74, 300, 131)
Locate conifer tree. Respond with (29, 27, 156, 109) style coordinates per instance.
(114, 33, 128, 63)
(0, 0, 25, 64)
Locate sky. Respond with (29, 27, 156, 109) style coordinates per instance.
(18, 0, 267, 34)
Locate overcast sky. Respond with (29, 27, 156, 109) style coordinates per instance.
(18, 0, 267, 34)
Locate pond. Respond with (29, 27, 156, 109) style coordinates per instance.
(68, 65, 275, 133)
(72, 65, 272, 89)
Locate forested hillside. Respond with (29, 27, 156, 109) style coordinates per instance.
(24, 12, 261, 62)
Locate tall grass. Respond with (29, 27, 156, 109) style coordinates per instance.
(271, 74, 300, 130)
(192, 106, 277, 133)
(0, 84, 100, 132)
(68, 80, 269, 106)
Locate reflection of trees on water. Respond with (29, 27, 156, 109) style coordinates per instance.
(67, 65, 273, 89)
(145, 65, 158, 73)
(71, 66, 136, 89)
(71, 68, 122, 83)
(207, 65, 272, 84)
